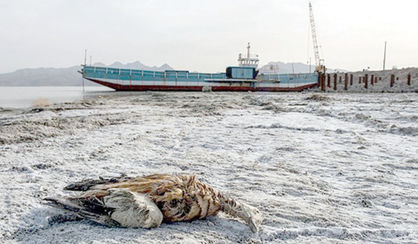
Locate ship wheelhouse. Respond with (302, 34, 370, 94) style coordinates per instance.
(237, 42, 259, 69)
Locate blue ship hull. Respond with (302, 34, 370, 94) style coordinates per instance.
(81, 66, 319, 92)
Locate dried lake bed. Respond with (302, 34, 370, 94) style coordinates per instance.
(0, 92, 417, 243)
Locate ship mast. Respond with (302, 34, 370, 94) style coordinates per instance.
(238, 42, 259, 68)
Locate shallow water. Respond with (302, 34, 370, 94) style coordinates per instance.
(0, 92, 417, 243)
(0, 86, 113, 108)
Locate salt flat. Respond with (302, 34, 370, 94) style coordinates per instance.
(0, 92, 417, 243)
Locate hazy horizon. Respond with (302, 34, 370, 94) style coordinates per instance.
(1, 0, 417, 73)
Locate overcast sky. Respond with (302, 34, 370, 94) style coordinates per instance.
(0, 0, 417, 73)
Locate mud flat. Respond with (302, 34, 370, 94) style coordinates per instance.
(0, 92, 417, 243)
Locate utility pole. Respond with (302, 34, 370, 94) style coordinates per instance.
(383, 41, 387, 71)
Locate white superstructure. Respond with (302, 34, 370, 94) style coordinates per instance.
(238, 42, 259, 68)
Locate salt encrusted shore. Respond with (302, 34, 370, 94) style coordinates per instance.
(0, 92, 417, 243)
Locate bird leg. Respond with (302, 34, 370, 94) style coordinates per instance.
(218, 193, 263, 233)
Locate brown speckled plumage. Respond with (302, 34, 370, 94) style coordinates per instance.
(45, 174, 263, 232)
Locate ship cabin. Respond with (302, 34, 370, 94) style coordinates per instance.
(226, 66, 258, 80)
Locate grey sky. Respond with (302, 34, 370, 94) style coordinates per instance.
(1, 0, 417, 73)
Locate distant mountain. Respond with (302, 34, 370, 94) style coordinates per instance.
(0, 66, 81, 86)
(0, 62, 173, 86)
(105, 61, 172, 72)
(0, 61, 347, 86)
(259, 61, 347, 74)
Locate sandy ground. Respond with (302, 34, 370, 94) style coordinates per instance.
(0, 92, 417, 243)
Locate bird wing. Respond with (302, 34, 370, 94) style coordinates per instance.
(64, 174, 132, 191)
(45, 188, 163, 229)
(44, 196, 119, 226)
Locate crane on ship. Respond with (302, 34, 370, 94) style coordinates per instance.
(309, 2, 325, 73)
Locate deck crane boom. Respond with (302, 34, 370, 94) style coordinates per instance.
(309, 2, 325, 73)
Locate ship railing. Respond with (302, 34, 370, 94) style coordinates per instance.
(257, 72, 318, 84)
(83, 65, 228, 81)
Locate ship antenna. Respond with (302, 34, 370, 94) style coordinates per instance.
(247, 42, 250, 59)
(84, 49, 87, 67)
(82, 49, 87, 95)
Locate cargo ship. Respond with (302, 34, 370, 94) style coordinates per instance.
(80, 44, 319, 92)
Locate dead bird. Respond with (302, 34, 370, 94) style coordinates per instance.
(45, 174, 263, 232)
